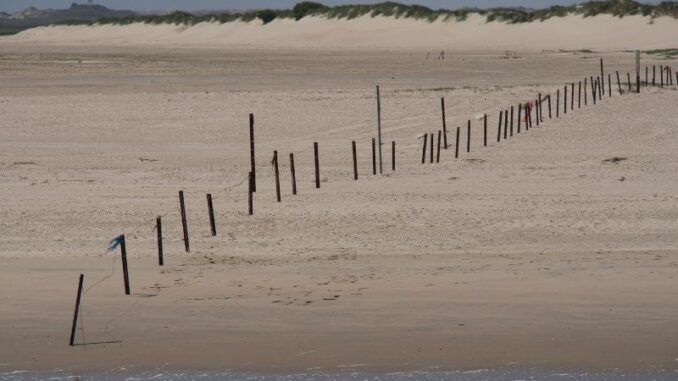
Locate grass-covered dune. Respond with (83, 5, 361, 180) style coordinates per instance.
(57, 0, 678, 27)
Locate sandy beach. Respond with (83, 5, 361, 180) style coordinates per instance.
(1, 18, 678, 376)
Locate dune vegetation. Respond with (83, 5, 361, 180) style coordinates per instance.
(55, 0, 678, 27)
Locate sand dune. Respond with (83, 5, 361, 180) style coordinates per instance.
(5, 14, 678, 51)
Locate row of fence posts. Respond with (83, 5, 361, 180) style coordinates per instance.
(69, 55, 676, 346)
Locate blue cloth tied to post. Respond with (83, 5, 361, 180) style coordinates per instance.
(107, 235, 124, 252)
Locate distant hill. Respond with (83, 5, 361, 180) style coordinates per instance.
(0, 2, 136, 35)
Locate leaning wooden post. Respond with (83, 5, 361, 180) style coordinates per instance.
(517, 104, 522, 133)
(466, 121, 471, 152)
(352, 141, 358, 180)
(69, 273, 84, 346)
(421, 133, 428, 164)
(510, 106, 514, 136)
(436, 130, 442, 163)
(376, 86, 383, 174)
(496, 110, 503, 142)
(248, 172, 253, 215)
(526, 103, 532, 130)
(584, 77, 588, 105)
(616, 71, 622, 95)
(273, 151, 281, 203)
(179, 190, 189, 253)
(556, 89, 560, 117)
(429, 133, 434, 163)
(455, 127, 460, 158)
(483, 114, 488, 145)
(564, 86, 567, 114)
(591, 77, 597, 105)
(120, 235, 130, 295)
(578, 82, 582, 108)
(598, 76, 603, 100)
(371, 138, 376, 175)
(441, 97, 448, 149)
(391, 141, 395, 171)
(313, 142, 320, 189)
(249, 113, 256, 193)
(570, 83, 574, 110)
(289, 153, 297, 195)
(207, 193, 217, 236)
(608, 74, 612, 97)
(156, 216, 163, 266)
(504, 109, 509, 138)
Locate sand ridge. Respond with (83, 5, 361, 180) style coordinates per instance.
(4, 14, 678, 51)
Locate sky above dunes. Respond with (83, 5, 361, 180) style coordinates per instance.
(0, 0, 665, 13)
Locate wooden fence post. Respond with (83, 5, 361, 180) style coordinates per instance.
(249, 113, 256, 193)
(273, 151, 281, 203)
(436, 130, 442, 163)
(352, 141, 358, 180)
(179, 190, 189, 253)
(156, 216, 163, 266)
(248, 172, 253, 215)
(69, 274, 84, 346)
(441, 97, 448, 149)
(207, 194, 217, 235)
(372, 138, 377, 175)
(289, 153, 297, 195)
(314, 142, 320, 188)
(455, 127, 460, 158)
(497, 110, 502, 142)
(421, 133, 428, 164)
(120, 235, 130, 295)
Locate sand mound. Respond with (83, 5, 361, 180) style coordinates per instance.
(4, 14, 678, 51)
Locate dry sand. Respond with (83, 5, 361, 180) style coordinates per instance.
(1, 40, 678, 373)
(5, 14, 678, 51)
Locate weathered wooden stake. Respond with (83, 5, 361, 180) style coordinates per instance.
(207, 194, 217, 236)
(179, 190, 189, 253)
(645, 66, 649, 85)
(517, 104, 522, 133)
(455, 127, 460, 158)
(156, 216, 163, 266)
(598, 76, 602, 100)
(526, 103, 532, 129)
(497, 110, 503, 142)
(441, 97, 448, 149)
(466, 121, 471, 152)
(376, 86, 383, 174)
(627, 72, 632, 92)
(655, 65, 659, 86)
(372, 138, 376, 175)
(248, 172, 253, 215)
(547, 94, 552, 118)
(556, 89, 560, 117)
(120, 235, 130, 295)
(352, 141, 358, 180)
(616, 71, 622, 95)
(571, 83, 575, 110)
(249, 113, 256, 193)
(429, 133, 434, 163)
(564, 86, 567, 114)
(391, 141, 395, 171)
(483, 114, 488, 146)
(535, 99, 540, 127)
(591, 77, 597, 105)
(600, 58, 605, 95)
(504, 109, 509, 138)
(660, 65, 664, 87)
(289, 153, 297, 195)
(273, 151, 281, 203)
(314, 142, 320, 189)
(584, 77, 588, 105)
(578, 82, 582, 108)
(436, 130, 442, 163)
(421, 133, 428, 164)
(69, 273, 84, 346)
(608, 74, 612, 97)
(510, 106, 514, 136)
